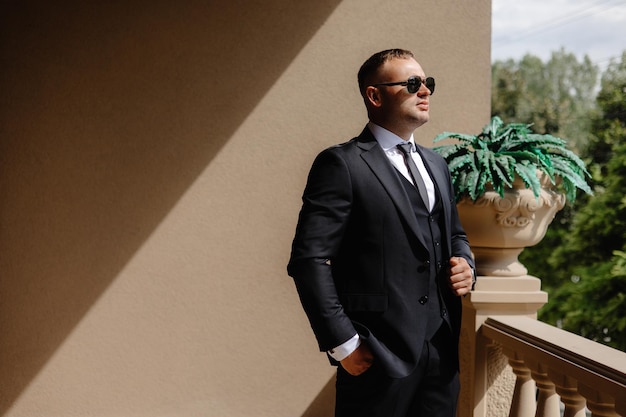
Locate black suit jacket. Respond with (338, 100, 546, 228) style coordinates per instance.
(288, 126, 473, 378)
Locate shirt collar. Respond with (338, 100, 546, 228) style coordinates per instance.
(367, 121, 416, 152)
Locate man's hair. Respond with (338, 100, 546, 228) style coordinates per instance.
(357, 48, 415, 97)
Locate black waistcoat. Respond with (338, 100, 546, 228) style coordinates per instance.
(397, 172, 451, 339)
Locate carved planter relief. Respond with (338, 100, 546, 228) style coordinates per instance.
(457, 176, 566, 277)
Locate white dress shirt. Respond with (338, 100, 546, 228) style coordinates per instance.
(368, 122, 435, 211)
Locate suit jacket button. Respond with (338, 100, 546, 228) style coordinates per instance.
(441, 309, 447, 317)
(419, 295, 429, 305)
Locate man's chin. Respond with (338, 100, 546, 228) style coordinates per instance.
(412, 114, 429, 127)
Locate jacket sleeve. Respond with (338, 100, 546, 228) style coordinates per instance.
(287, 147, 357, 352)
(449, 195, 474, 267)
(441, 158, 474, 268)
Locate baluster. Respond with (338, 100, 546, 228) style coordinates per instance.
(579, 386, 618, 417)
(530, 364, 560, 417)
(508, 357, 536, 417)
(551, 372, 586, 417)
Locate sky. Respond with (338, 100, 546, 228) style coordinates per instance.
(492, 0, 626, 69)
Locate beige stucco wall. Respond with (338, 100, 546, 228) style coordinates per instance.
(0, 1, 491, 416)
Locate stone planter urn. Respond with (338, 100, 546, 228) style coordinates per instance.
(457, 175, 566, 277)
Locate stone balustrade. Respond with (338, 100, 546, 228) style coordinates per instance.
(458, 274, 626, 417)
(480, 315, 626, 417)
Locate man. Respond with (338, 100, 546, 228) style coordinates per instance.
(287, 49, 475, 417)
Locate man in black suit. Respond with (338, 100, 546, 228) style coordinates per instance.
(287, 49, 475, 417)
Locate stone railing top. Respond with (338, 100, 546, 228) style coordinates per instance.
(481, 315, 626, 393)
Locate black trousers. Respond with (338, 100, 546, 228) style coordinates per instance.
(335, 325, 460, 417)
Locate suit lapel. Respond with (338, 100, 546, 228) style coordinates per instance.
(356, 128, 429, 251)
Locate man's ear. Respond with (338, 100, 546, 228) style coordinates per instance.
(365, 86, 382, 108)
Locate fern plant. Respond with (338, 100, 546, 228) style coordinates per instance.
(433, 116, 592, 202)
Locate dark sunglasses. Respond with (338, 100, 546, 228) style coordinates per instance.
(371, 76, 435, 95)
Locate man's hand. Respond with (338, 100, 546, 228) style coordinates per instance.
(340, 343, 374, 376)
(448, 256, 474, 296)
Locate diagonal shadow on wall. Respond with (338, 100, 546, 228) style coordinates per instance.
(0, 0, 341, 413)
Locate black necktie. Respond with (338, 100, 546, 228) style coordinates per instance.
(397, 143, 430, 208)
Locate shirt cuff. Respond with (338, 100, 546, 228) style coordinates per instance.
(328, 334, 361, 361)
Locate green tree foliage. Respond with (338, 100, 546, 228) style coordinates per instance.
(492, 49, 599, 151)
(542, 252, 626, 349)
(521, 52, 626, 350)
